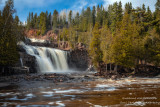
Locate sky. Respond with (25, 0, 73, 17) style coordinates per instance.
(0, 0, 157, 22)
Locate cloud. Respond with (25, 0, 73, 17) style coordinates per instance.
(103, 0, 156, 11)
(70, 0, 103, 11)
(71, 0, 88, 11)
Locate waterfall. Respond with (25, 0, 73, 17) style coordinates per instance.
(19, 42, 69, 73)
(20, 58, 23, 67)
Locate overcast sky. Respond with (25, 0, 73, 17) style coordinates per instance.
(0, 0, 157, 22)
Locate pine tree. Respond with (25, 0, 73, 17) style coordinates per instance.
(68, 10, 72, 26)
(62, 12, 67, 27)
(14, 15, 24, 41)
(53, 10, 58, 31)
(33, 13, 37, 29)
(89, 22, 103, 68)
(48, 12, 52, 29)
(92, 6, 96, 27)
(86, 7, 92, 31)
(100, 23, 112, 64)
(14, 15, 19, 25)
(146, 6, 153, 22)
(0, 0, 19, 69)
(107, 5, 113, 26)
(35, 15, 40, 29)
(155, 0, 160, 19)
(142, 4, 146, 12)
(30, 12, 34, 28)
(0, 11, 2, 34)
(45, 11, 50, 29)
(117, 1, 123, 22)
(96, 5, 103, 26)
(75, 12, 79, 25)
(27, 12, 31, 30)
(125, 2, 132, 14)
(75, 12, 80, 31)
(40, 12, 46, 35)
(110, 13, 135, 68)
(110, 2, 118, 33)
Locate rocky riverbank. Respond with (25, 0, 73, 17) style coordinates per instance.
(95, 63, 160, 79)
(0, 73, 70, 83)
(0, 71, 98, 89)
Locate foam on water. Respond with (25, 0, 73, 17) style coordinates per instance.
(55, 89, 82, 93)
(29, 38, 46, 43)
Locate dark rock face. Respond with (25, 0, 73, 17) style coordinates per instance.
(69, 49, 89, 71)
(24, 37, 31, 44)
(0, 52, 36, 76)
(18, 52, 37, 73)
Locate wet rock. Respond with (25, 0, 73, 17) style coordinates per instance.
(84, 75, 89, 78)
(24, 37, 31, 44)
(0, 73, 71, 83)
(69, 77, 75, 80)
(111, 75, 117, 80)
(19, 52, 37, 73)
(11, 67, 29, 74)
(69, 49, 90, 71)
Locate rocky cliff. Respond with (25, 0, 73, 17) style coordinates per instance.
(69, 48, 89, 71)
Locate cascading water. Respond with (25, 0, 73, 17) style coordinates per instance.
(20, 58, 23, 67)
(19, 42, 69, 73)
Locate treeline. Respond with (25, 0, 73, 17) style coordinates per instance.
(0, 0, 24, 70)
(28, 0, 160, 70)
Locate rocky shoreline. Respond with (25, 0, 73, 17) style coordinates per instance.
(95, 64, 160, 79)
(0, 71, 98, 89)
(0, 73, 70, 83)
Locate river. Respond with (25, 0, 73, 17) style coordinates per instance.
(0, 72, 160, 107)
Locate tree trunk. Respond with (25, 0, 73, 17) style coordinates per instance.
(2, 67, 4, 73)
(106, 64, 107, 72)
(110, 64, 112, 72)
(144, 59, 146, 65)
(114, 64, 118, 73)
(140, 59, 142, 64)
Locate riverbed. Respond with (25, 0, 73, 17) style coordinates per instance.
(0, 72, 160, 107)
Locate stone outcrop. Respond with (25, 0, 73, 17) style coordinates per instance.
(0, 52, 36, 76)
(69, 48, 89, 71)
(25, 29, 57, 42)
(18, 52, 37, 73)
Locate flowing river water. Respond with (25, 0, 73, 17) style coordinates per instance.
(0, 72, 160, 107)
